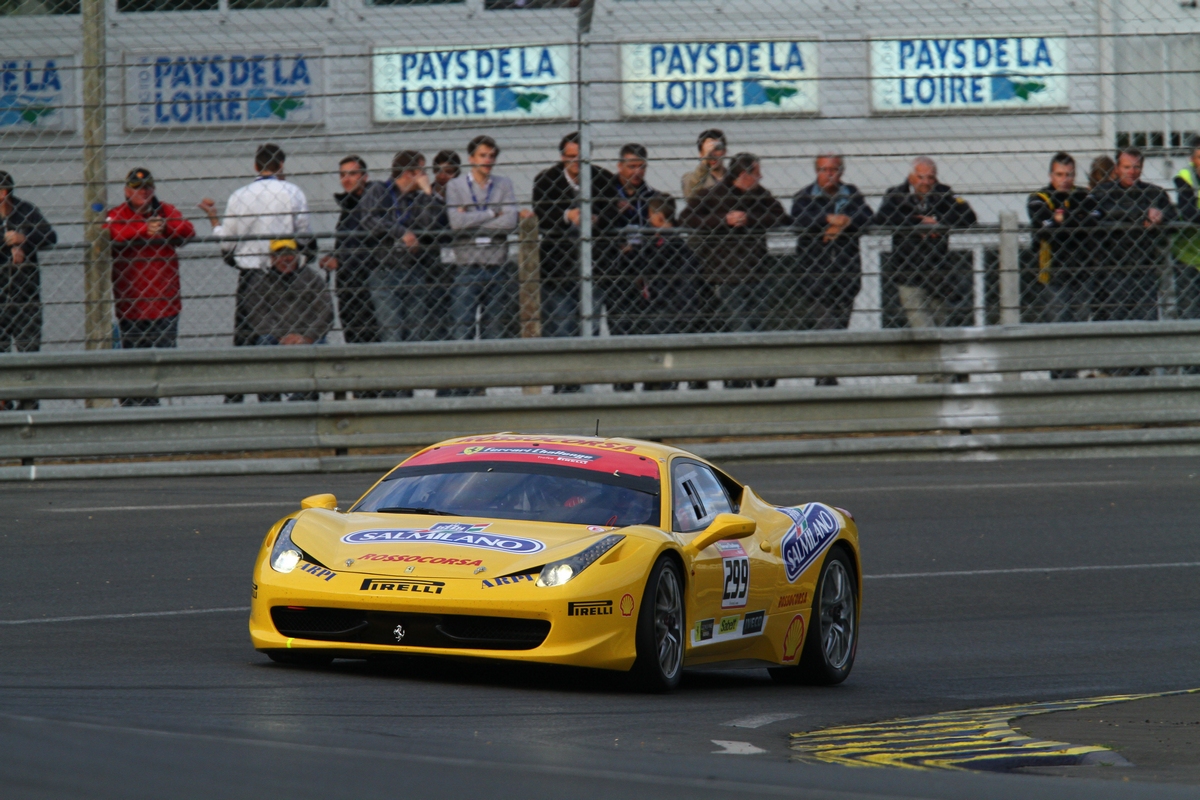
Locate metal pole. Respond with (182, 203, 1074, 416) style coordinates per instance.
(82, 0, 112, 367)
(577, 37, 594, 338)
(999, 213, 1021, 327)
(1098, 0, 1116, 152)
(1162, 38, 1173, 179)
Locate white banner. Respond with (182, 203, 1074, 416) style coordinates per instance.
(125, 52, 323, 129)
(621, 41, 818, 118)
(1, 57, 74, 131)
(870, 37, 1068, 113)
(372, 45, 572, 123)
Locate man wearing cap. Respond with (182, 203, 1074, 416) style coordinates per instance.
(244, 239, 333, 402)
(198, 144, 313, 393)
(104, 168, 196, 405)
(0, 170, 56, 410)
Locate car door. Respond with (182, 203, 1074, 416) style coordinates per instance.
(671, 458, 767, 659)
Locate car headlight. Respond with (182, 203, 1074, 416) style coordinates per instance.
(536, 534, 624, 587)
(270, 519, 302, 574)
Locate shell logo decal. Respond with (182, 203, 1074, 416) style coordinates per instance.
(782, 614, 805, 662)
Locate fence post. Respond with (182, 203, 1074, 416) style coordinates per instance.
(518, 215, 543, 395)
(999, 212, 1020, 326)
(81, 0, 114, 408)
(576, 16, 594, 339)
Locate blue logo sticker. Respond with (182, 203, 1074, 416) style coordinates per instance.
(342, 522, 544, 554)
(298, 562, 336, 582)
(779, 504, 841, 583)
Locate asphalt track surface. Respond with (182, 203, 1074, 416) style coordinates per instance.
(2, 456, 1198, 799)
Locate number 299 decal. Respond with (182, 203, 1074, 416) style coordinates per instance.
(717, 540, 749, 609)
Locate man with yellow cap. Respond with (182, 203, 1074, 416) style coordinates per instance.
(242, 239, 333, 401)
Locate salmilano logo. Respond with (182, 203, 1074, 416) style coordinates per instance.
(342, 522, 545, 554)
(779, 503, 841, 583)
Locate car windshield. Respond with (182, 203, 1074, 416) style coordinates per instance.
(351, 462, 660, 528)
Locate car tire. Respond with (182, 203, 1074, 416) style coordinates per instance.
(265, 649, 334, 668)
(769, 546, 857, 686)
(630, 555, 685, 692)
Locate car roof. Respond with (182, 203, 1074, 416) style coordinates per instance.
(403, 433, 727, 470)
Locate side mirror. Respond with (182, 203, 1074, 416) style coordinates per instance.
(684, 513, 757, 556)
(300, 493, 338, 511)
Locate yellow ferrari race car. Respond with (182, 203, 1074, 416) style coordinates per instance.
(249, 434, 860, 691)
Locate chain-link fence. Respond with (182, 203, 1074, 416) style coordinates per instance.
(4, 0, 1200, 404)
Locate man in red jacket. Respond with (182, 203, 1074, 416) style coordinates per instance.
(104, 167, 196, 406)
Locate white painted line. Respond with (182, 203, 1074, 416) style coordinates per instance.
(865, 562, 1200, 580)
(711, 740, 767, 755)
(776, 480, 1136, 494)
(43, 501, 295, 513)
(723, 713, 799, 729)
(0, 606, 250, 626)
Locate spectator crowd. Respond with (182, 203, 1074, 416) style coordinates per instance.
(2, 130, 1199, 403)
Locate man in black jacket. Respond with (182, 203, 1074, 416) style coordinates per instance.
(359, 150, 444, 346)
(607, 143, 662, 342)
(320, 156, 380, 347)
(611, 195, 704, 392)
(0, 170, 56, 410)
(790, 153, 872, 384)
(680, 153, 787, 388)
(1086, 147, 1175, 323)
(1027, 152, 1094, 378)
(531, 132, 619, 341)
(873, 157, 977, 332)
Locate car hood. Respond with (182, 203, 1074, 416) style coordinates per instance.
(289, 509, 631, 579)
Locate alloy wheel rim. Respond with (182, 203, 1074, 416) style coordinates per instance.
(819, 560, 855, 670)
(654, 567, 683, 679)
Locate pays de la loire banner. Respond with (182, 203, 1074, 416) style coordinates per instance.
(621, 41, 818, 118)
(125, 52, 322, 129)
(1, 57, 74, 131)
(870, 37, 1068, 113)
(373, 45, 571, 122)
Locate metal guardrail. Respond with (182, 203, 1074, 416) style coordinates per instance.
(1, 321, 1198, 480)
(3, 321, 1200, 399)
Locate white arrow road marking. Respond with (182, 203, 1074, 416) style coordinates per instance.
(711, 740, 767, 755)
(722, 713, 799, 729)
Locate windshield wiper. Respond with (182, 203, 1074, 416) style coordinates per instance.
(373, 506, 458, 516)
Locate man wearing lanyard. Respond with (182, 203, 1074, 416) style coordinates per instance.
(445, 135, 525, 349)
(359, 150, 443, 348)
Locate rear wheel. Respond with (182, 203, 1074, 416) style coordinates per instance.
(769, 547, 857, 685)
(630, 556, 684, 692)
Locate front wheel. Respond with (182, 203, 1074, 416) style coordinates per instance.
(769, 547, 858, 685)
(630, 556, 685, 692)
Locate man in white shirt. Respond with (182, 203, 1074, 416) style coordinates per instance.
(199, 144, 314, 366)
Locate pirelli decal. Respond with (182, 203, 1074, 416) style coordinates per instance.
(359, 578, 445, 594)
(568, 600, 613, 616)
